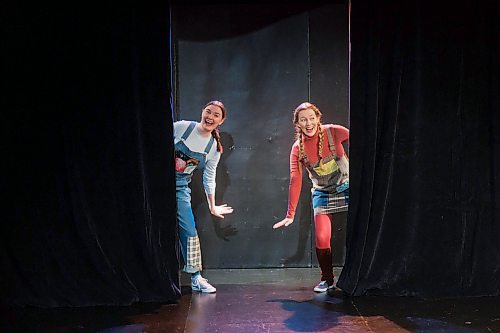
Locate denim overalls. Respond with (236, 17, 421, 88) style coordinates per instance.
(175, 122, 214, 273)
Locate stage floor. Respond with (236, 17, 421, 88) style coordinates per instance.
(4, 268, 500, 332)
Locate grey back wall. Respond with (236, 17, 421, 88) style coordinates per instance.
(173, 3, 348, 269)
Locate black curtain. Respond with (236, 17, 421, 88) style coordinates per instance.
(338, 1, 500, 296)
(2, 3, 180, 306)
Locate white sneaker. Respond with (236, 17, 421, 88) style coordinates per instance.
(191, 275, 216, 293)
(313, 280, 335, 293)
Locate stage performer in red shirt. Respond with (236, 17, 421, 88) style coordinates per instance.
(273, 102, 349, 293)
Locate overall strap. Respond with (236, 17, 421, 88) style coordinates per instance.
(204, 135, 215, 154)
(181, 121, 215, 155)
(325, 126, 336, 154)
(181, 121, 196, 140)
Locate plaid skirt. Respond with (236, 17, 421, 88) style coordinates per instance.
(312, 187, 349, 215)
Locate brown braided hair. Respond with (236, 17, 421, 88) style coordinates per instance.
(203, 100, 226, 153)
(293, 102, 323, 162)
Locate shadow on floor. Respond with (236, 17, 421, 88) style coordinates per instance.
(267, 288, 500, 333)
(2, 270, 499, 333)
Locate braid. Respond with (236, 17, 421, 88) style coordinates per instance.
(318, 123, 323, 161)
(294, 124, 304, 161)
(212, 128, 223, 153)
(298, 135, 305, 161)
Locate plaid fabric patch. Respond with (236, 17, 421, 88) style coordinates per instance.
(185, 235, 202, 273)
(313, 188, 349, 215)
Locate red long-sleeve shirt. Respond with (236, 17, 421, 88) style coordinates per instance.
(286, 124, 349, 218)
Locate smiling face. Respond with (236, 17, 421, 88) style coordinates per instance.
(199, 104, 225, 133)
(296, 108, 320, 137)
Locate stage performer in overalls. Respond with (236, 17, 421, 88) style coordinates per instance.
(273, 102, 349, 293)
(174, 100, 233, 293)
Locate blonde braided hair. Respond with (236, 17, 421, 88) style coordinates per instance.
(293, 102, 323, 162)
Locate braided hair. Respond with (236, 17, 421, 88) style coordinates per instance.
(203, 100, 226, 153)
(293, 102, 323, 162)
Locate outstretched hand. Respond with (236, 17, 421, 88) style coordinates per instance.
(273, 217, 294, 229)
(210, 204, 234, 218)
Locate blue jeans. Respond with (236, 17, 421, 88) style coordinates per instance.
(176, 185, 198, 271)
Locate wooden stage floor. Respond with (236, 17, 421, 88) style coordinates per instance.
(3, 268, 500, 332)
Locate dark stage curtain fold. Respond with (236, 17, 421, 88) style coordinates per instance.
(2, 3, 180, 306)
(338, 1, 500, 297)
